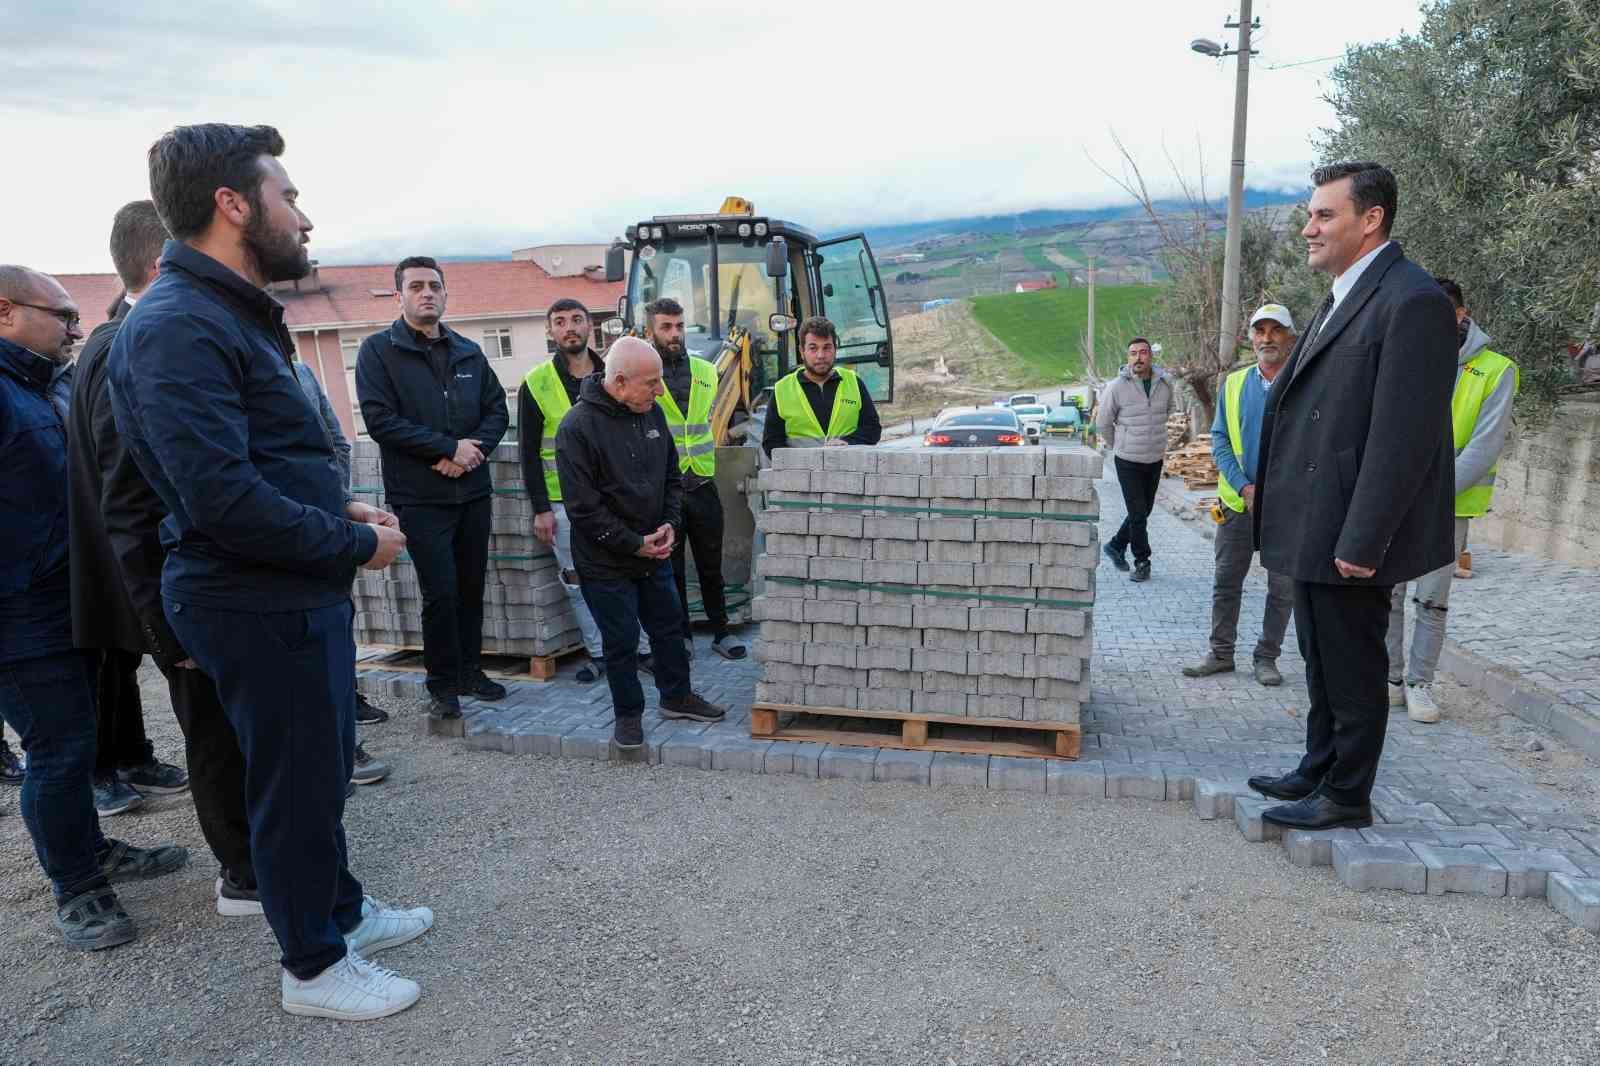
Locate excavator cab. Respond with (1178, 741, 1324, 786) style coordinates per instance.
(604, 198, 894, 419)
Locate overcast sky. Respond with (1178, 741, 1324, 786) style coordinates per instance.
(9, 0, 1423, 273)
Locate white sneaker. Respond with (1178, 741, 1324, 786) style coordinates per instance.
(215, 875, 264, 918)
(281, 949, 420, 1021)
(345, 895, 434, 956)
(1387, 681, 1406, 708)
(1406, 682, 1441, 724)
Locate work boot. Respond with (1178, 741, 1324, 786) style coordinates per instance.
(1103, 543, 1130, 572)
(1406, 682, 1441, 724)
(118, 758, 189, 796)
(1253, 659, 1284, 687)
(1130, 561, 1151, 583)
(1182, 656, 1234, 678)
(351, 744, 390, 786)
(93, 776, 144, 817)
(461, 671, 507, 702)
(355, 693, 390, 724)
(0, 738, 24, 784)
(612, 714, 644, 751)
(660, 692, 727, 723)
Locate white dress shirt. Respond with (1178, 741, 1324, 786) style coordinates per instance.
(1325, 240, 1392, 325)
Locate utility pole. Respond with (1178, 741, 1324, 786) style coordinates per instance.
(1216, 1, 1255, 369)
(1086, 253, 1096, 379)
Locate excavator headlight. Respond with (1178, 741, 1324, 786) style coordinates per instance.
(753, 222, 768, 236)
(737, 223, 752, 238)
(651, 226, 666, 240)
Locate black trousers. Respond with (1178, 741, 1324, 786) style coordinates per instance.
(672, 480, 730, 636)
(1292, 579, 1395, 806)
(93, 648, 153, 775)
(159, 661, 254, 885)
(1109, 456, 1163, 564)
(397, 496, 492, 697)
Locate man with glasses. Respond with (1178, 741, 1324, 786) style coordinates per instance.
(1, 264, 189, 951)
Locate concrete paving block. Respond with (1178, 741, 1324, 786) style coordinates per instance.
(821, 447, 879, 473)
(929, 539, 985, 564)
(1047, 759, 1107, 797)
(658, 731, 714, 770)
(1045, 450, 1103, 478)
(819, 745, 879, 781)
(752, 596, 805, 623)
(1433, 824, 1515, 848)
(1371, 801, 1454, 825)
(1283, 827, 1366, 868)
(978, 673, 1036, 699)
(757, 468, 811, 492)
(921, 627, 979, 653)
(977, 475, 1035, 499)
(1163, 767, 1202, 801)
(978, 630, 1037, 656)
(970, 693, 1024, 720)
(872, 537, 927, 562)
(708, 736, 773, 774)
(760, 662, 812, 685)
(1032, 519, 1096, 546)
(878, 451, 931, 476)
(813, 471, 865, 495)
(921, 669, 977, 694)
(814, 665, 869, 689)
(930, 751, 991, 789)
(1106, 764, 1167, 801)
(1410, 843, 1508, 897)
(865, 514, 921, 539)
(754, 682, 799, 705)
(976, 562, 1033, 587)
(1021, 697, 1079, 724)
(810, 556, 864, 583)
(918, 516, 976, 542)
(1024, 654, 1084, 682)
(922, 475, 978, 499)
(914, 690, 968, 715)
(982, 542, 1042, 566)
(864, 559, 918, 585)
(919, 561, 975, 587)
(930, 451, 990, 477)
(765, 533, 818, 558)
(975, 517, 1038, 542)
(804, 684, 857, 709)
(817, 535, 872, 560)
(1038, 543, 1100, 568)
(1485, 847, 1588, 898)
(866, 625, 921, 649)
(1034, 476, 1098, 502)
(1034, 633, 1093, 657)
(859, 686, 913, 713)
(987, 450, 1046, 476)
(865, 473, 921, 497)
(1359, 825, 1444, 847)
(1333, 842, 1428, 894)
(757, 640, 805, 665)
(756, 508, 812, 534)
(1027, 608, 1090, 636)
(757, 554, 810, 580)
(764, 740, 826, 777)
(914, 604, 970, 630)
(1033, 564, 1095, 592)
(802, 643, 857, 669)
(857, 645, 912, 671)
(1548, 874, 1600, 933)
(873, 748, 935, 785)
(760, 620, 811, 644)
(987, 755, 1047, 792)
(1232, 795, 1287, 843)
(1035, 677, 1090, 701)
(802, 600, 858, 625)
(1042, 494, 1099, 517)
(970, 606, 1029, 633)
(1194, 779, 1249, 821)
(560, 726, 613, 761)
(772, 449, 823, 471)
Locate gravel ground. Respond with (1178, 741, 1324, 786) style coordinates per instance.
(4, 672, 1600, 1066)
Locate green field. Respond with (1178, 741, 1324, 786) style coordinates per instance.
(968, 284, 1162, 381)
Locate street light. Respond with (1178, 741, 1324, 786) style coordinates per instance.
(1194, 6, 1260, 372)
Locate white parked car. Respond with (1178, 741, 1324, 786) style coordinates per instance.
(1010, 403, 1048, 442)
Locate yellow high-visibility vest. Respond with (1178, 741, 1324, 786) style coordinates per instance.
(1216, 366, 1253, 513)
(524, 360, 573, 503)
(773, 366, 862, 446)
(656, 355, 718, 477)
(1451, 348, 1518, 518)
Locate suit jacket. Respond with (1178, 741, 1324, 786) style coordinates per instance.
(67, 300, 185, 663)
(1254, 243, 1457, 586)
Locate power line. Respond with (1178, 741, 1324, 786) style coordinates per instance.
(1262, 54, 1342, 70)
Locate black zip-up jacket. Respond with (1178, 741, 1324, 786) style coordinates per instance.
(107, 241, 377, 612)
(554, 373, 683, 582)
(355, 319, 508, 507)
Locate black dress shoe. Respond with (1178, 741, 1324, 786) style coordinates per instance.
(1260, 793, 1373, 830)
(1247, 771, 1318, 801)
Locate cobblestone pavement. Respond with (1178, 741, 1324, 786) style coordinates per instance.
(358, 454, 1600, 934)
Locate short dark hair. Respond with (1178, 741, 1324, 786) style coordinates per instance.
(108, 200, 169, 291)
(1127, 337, 1152, 350)
(643, 296, 682, 325)
(1311, 161, 1398, 235)
(1433, 276, 1465, 309)
(798, 316, 838, 347)
(147, 124, 285, 241)
(548, 297, 588, 318)
(394, 256, 444, 292)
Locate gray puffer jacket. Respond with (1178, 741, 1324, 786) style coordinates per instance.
(1097, 365, 1176, 464)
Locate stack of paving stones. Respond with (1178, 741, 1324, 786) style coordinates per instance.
(749, 445, 1102, 725)
(350, 439, 581, 690)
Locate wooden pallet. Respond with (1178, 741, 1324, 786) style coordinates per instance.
(357, 643, 586, 683)
(750, 703, 1080, 760)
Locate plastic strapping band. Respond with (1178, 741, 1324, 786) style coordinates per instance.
(762, 497, 1096, 521)
(764, 575, 1092, 610)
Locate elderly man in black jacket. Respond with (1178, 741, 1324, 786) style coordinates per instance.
(1248, 162, 1458, 831)
(68, 201, 193, 818)
(555, 337, 726, 753)
(355, 256, 509, 720)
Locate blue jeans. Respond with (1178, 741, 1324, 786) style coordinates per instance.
(0, 650, 110, 903)
(580, 564, 691, 717)
(166, 599, 363, 980)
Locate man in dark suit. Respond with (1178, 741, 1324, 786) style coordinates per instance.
(1247, 162, 1458, 830)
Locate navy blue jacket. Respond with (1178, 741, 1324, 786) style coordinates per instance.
(0, 337, 72, 666)
(106, 242, 378, 611)
(354, 319, 508, 508)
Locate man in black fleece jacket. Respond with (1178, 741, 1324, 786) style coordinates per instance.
(554, 337, 725, 752)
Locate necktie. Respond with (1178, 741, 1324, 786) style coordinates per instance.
(1306, 291, 1335, 344)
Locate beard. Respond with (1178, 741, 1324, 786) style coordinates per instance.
(243, 206, 310, 283)
(654, 335, 684, 356)
(557, 333, 588, 355)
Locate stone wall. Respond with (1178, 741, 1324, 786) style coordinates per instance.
(1475, 392, 1600, 567)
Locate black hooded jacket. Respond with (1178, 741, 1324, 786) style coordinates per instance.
(554, 374, 683, 582)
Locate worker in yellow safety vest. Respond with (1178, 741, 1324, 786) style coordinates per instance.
(761, 315, 883, 454)
(517, 297, 609, 684)
(641, 296, 746, 661)
(1182, 304, 1297, 688)
(1387, 277, 1519, 724)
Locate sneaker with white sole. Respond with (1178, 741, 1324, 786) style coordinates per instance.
(1406, 681, 1441, 724)
(1387, 681, 1406, 708)
(345, 895, 434, 956)
(215, 871, 263, 917)
(281, 949, 420, 1021)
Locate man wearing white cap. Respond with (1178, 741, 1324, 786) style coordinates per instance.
(1183, 304, 1297, 687)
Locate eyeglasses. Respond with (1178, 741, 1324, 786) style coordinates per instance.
(9, 300, 81, 329)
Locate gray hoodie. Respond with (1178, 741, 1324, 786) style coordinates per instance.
(1453, 319, 1516, 499)
(1097, 364, 1176, 464)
